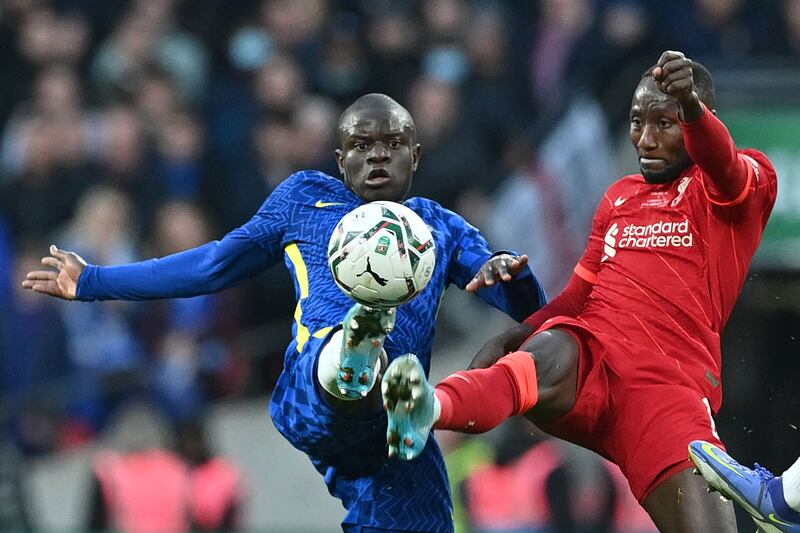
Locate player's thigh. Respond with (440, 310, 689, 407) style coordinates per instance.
(520, 327, 580, 421)
(642, 468, 736, 533)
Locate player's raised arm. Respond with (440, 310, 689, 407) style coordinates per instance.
(653, 50, 752, 204)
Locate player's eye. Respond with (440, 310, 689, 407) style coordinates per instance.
(630, 117, 642, 128)
(659, 119, 673, 128)
(355, 143, 368, 151)
(388, 140, 401, 149)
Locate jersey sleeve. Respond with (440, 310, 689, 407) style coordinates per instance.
(444, 207, 546, 322)
(681, 106, 777, 215)
(77, 178, 296, 301)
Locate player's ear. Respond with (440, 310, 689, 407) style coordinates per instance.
(335, 148, 345, 176)
(411, 143, 421, 172)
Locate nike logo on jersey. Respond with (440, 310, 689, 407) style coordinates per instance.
(315, 200, 345, 208)
(614, 196, 626, 207)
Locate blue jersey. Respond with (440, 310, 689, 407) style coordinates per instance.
(77, 170, 545, 531)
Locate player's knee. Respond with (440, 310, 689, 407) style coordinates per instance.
(520, 329, 579, 420)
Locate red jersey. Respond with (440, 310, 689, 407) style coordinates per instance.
(532, 108, 777, 413)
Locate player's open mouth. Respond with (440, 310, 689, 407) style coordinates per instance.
(365, 169, 391, 187)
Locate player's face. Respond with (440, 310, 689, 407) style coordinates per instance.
(629, 78, 693, 184)
(335, 107, 420, 202)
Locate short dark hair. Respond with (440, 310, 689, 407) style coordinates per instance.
(641, 61, 715, 110)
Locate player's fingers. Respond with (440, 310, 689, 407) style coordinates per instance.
(41, 256, 64, 270)
(495, 259, 513, 282)
(482, 268, 495, 286)
(661, 57, 691, 76)
(657, 50, 685, 67)
(29, 280, 62, 297)
(26, 270, 58, 281)
(49, 244, 69, 260)
(652, 66, 663, 80)
(660, 67, 693, 87)
(665, 79, 693, 95)
(465, 276, 484, 292)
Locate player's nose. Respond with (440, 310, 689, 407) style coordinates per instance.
(637, 124, 658, 152)
(367, 143, 391, 163)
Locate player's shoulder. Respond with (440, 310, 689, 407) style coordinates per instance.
(404, 196, 469, 226)
(738, 148, 777, 183)
(268, 170, 354, 205)
(598, 174, 645, 207)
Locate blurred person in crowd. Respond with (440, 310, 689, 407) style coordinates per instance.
(463, 418, 656, 533)
(422, 0, 469, 46)
(57, 187, 144, 440)
(177, 420, 245, 532)
(528, 0, 594, 112)
(153, 110, 207, 201)
(88, 402, 188, 533)
(463, 6, 529, 167)
(292, 95, 340, 175)
(407, 76, 490, 211)
(383, 51, 777, 531)
(438, 431, 493, 533)
(23, 93, 542, 532)
(364, 9, 421, 103)
(144, 201, 245, 421)
(0, 440, 30, 530)
(0, 115, 92, 244)
(91, 0, 208, 104)
(313, 18, 369, 105)
(259, 0, 327, 73)
(134, 67, 185, 132)
(1, 246, 70, 455)
(89, 106, 162, 230)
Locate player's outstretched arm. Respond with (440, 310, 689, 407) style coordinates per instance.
(465, 253, 529, 292)
(21, 244, 86, 300)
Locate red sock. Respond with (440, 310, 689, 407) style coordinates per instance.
(434, 351, 538, 433)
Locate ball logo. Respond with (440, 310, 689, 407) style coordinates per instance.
(374, 235, 391, 255)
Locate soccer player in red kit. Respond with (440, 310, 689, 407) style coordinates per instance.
(382, 50, 778, 532)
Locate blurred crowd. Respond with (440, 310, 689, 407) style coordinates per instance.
(0, 0, 799, 528)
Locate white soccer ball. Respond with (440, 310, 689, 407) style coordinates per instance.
(328, 201, 436, 308)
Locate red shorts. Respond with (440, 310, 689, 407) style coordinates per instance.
(534, 322, 725, 502)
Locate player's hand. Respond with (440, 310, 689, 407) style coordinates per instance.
(468, 322, 535, 369)
(466, 253, 529, 292)
(21, 244, 87, 300)
(652, 50, 703, 120)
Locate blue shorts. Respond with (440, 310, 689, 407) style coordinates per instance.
(270, 333, 454, 532)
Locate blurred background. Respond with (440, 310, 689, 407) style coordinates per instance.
(0, 0, 799, 531)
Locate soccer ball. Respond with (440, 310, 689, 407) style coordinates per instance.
(328, 201, 436, 308)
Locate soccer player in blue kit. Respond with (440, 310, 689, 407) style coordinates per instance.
(23, 94, 546, 532)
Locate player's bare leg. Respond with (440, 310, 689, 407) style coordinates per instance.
(518, 328, 579, 423)
(642, 467, 737, 532)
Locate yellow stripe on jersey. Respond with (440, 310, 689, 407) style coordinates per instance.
(285, 243, 335, 352)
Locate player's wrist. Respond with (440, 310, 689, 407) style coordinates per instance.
(678, 92, 704, 123)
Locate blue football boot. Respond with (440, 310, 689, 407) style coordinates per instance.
(689, 440, 800, 533)
(382, 354, 439, 460)
(336, 303, 395, 399)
